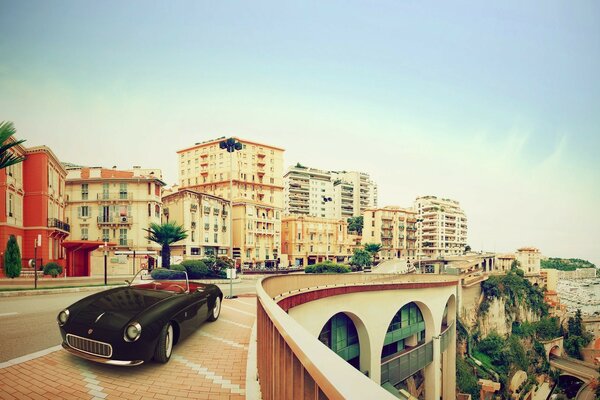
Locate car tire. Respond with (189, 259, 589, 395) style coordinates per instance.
(208, 296, 221, 322)
(154, 323, 174, 363)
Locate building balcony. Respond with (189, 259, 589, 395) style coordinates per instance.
(97, 216, 133, 225)
(97, 193, 133, 201)
(48, 218, 70, 233)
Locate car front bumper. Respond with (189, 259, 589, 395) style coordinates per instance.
(62, 342, 144, 366)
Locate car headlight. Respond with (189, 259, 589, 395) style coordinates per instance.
(124, 322, 142, 342)
(57, 309, 69, 326)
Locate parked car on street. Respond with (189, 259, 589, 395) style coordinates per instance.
(57, 268, 222, 366)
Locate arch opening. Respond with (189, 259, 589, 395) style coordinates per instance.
(318, 312, 361, 370)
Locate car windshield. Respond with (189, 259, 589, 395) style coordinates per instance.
(128, 268, 189, 293)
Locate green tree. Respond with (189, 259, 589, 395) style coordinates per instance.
(0, 121, 26, 170)
(363, 243, 382, 258)
(350, 248, 372, 268)
(5, 235, 22, 278)
(347, 216, 363, 235)
(464, 244, 471, 253)
(144, 222, 188, 269)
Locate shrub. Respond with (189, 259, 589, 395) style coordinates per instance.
(43, 262, 63, 277)
(181, 259, 226, 279)
(305, 262, 350, 274)
(5, 235, 22, 278)
(151, 268, 186, 280)
(170, 264, 186, 272)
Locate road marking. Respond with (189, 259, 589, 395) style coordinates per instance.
(77, 363, 108, 399)
(0, 345, 62, 369)
(0, 312, 18, 317)
(220, 318, 252, 329)
(222, 305, 256, 317)
(174, 355, 245, 395)
(197, 331, 248, 350)
(231, 298, 256, 308)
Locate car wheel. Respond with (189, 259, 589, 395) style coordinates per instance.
(208, 297, 221, 322)
(154, 323, 174, 363)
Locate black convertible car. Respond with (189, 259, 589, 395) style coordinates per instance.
(57, 268, 223, 366)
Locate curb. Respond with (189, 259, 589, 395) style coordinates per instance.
(0, 285, 125, 297)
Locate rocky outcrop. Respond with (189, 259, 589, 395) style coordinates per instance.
(477, 297, 540, 337)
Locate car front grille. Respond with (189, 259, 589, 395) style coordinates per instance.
(66, 334, 113, 358)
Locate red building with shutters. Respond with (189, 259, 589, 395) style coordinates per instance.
(0, 141, 69, 277)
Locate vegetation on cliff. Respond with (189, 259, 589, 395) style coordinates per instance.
(541, 257, 596, 271)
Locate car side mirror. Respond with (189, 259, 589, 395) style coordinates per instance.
(125, 279, 130, 285)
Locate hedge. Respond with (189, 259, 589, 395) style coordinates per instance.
(43, 262, 63, 277)
(304, 262, 350, 274)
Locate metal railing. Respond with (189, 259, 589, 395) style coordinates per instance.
(97, 216, 133, 225)
(48, 218, 70, 232)
(97, 192, 133, 201)
(381, 340, 433, 385)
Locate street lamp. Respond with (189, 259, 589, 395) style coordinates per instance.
(322, 196, 332, 261)
(219, 138, 243, 262)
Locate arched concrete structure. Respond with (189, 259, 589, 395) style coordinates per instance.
(316, 310, 372, 376)
(287, 281, 457, 400)
(541, 337, 564, 361)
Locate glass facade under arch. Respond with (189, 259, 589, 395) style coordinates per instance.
(381, 302, 425, 359)
(318, 313, 360, 369)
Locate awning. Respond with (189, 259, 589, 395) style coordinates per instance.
(62, 240, 117, 251)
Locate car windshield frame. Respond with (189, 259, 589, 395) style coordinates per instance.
(128, 268, 190, 293)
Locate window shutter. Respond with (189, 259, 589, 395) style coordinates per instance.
(78, 206, 82, 217)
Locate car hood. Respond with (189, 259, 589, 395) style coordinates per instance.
(69, 287, 175, 330)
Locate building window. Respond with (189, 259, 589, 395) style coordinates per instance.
(81, 184, 88, 200)
(119, 229, 128, 246)
(102, 183, 109, 199)
(8, 193, 13, 217)
(102, 229, 110, 242)
(155, 204, 160, 217)
(191, 231, 195, 242)
(246, 249, 251, 258)
(81, 227, 88, 240)
(214, 233, 218, 242)
(119, 183, 128, 199)
(79, 206, 90, 218)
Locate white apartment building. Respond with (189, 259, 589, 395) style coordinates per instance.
(283, 166, 378, 220)
(283, 165, 335, 218)
(414, 196, 468, 259)
(362, 206, 418, 260)
(331, 171, 378, 218)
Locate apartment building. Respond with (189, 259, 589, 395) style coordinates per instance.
(232, 200, 282, 268)
(162, 189, 230, 258)
(177, 137, 284, 207)
(515, 247, 541, 276)
(0, 143, 69, 275)
(64, 166, 165, 276)
(284, 164, 335, 218)
(362, 206, 417, 260)
(283, 165, 378, 220)
(331, 171, 377, 218)
(177, 137, 285, 268)
(415, 196, 468, 259)
(281, 215, 355, 267)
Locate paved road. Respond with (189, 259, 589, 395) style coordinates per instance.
(0, 280, 257, 363)
(550, 357, 599, 381)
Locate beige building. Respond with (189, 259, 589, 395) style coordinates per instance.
(177, 137, 284, 207)
(515, 247, 541, 276)
(177, 138, 284, 268)
(162, 189, 230, 259)
(415, 196, 468, 259)
(232, 200, 282, 268)
(362, 206, 417, 260)
(64, 166, 165, 274)
(281, 215, 355, 267)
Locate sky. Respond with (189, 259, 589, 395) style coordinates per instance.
(1, 1, 599, 265)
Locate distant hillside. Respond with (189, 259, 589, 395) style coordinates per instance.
(541, 257, 597, 271)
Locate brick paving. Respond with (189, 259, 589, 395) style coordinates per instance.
(0, 297, 257, 400)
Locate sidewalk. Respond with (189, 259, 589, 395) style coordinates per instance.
(0, 297, 259, 400)
(0, 275, 247, 297)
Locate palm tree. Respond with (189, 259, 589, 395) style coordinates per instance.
(0, 121, 26, 170)
(144, 222, 188, 269)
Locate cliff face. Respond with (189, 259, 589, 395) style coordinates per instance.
(477, 297, 540, 337)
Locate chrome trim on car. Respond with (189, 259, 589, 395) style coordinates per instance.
(62, 343, 143, 366)
(66, 334, 113, 358)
